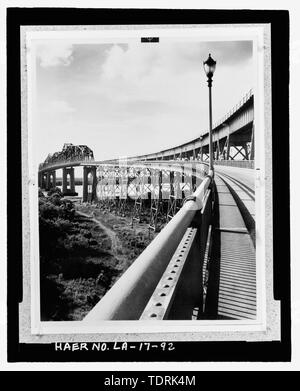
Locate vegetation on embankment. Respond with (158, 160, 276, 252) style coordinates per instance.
(39, 188, 153, 321)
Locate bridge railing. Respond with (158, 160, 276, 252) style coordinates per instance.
(83, 170, 213, 321)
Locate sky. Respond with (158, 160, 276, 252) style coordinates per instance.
(33, 39, 253, 164)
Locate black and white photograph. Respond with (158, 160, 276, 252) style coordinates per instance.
(16, 21, 283, 343)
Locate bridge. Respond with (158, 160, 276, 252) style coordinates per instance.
(38, 89, 256, 321)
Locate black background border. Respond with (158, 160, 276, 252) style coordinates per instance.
(7, 7, 290, 363)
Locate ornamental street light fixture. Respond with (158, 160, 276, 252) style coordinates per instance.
(203, 53, 216, 172)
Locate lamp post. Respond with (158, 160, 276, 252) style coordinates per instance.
(203, 53, 216, 172)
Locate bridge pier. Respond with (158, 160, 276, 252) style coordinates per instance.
(40, 173, 47, 190)
(62, 167, 76, 195)
(82, 166, 97, 202)
(45, 173, 50, 190)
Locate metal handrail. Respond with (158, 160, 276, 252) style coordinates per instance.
(83, 170, 213, 321)
(126, 90, 253, 161)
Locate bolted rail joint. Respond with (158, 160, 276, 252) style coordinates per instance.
(83, 170, 214, 321)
